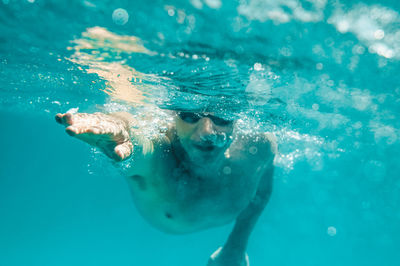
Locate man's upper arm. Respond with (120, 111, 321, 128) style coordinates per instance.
(254, 161, 273, 207)
(236, 133, 276, 220)
(252, 132, 276, 207)
(216, 132, 277, 255)
(264, 132, 278, 160)
(110, 111, 172, 156)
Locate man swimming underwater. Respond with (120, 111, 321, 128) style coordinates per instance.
(56, 108, 276, 266)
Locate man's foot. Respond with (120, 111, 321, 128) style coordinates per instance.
(55, 112, 133, 161)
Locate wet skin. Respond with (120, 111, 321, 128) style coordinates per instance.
(56, 111, 276, 266)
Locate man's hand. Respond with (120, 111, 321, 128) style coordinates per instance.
(207, 247, 249, 266)
(55, 112, 133, 161)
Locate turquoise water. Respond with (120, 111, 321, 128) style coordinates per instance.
(1, 0, 400, 265)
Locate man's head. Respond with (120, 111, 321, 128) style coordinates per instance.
(174, 111, 235, 163)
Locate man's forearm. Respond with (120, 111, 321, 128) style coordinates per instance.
(222, 165, 274, 256)
(223, 199, 267, 254)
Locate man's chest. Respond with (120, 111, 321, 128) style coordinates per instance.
(158, 150, 264, 210)
(124, 142, 271, 232)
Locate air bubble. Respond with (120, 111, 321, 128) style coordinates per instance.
(254, 63, 263, 71)
(112, 8, 129, 25)
(353, 121, 362, 129)
(223, 166, 231, 175)
(327, 226, 337, 236)
(249, 146, 258, 155)
(352, 45, 365, 55)
(374, 29, 385, 40)
(205, 0, 222, 9)
(167, 8, 175, 16)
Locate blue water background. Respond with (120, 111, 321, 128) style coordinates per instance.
(1, 0, 400, 265)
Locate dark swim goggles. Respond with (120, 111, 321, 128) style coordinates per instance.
(177, 112, 233, 126)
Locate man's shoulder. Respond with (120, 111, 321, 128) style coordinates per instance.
(261, 132, 278, 156)
(233, 132, 277, 155)
(227, 132, 277, 165)
(130, 121, 174, 157)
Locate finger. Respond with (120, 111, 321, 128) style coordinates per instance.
(55, 113, 63, 124)
(66, 125, 107, 136)
(65, 126, 78, 136)
(114, 141, 133, 160)
(56, 113, 74, 126)
(63, 113, 74, 125)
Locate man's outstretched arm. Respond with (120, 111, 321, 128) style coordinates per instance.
(55, 112, 134, 161)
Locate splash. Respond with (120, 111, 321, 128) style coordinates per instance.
(329, 4, 400, 59)
(238, 0, 327, 24)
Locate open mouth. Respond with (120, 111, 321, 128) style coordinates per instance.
(193, 143, 216, 152)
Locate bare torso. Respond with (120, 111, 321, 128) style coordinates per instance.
(55, 110, 276, 265)
(125, 127, 274, 234)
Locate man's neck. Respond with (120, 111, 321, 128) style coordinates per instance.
(171, 137, 225, 177)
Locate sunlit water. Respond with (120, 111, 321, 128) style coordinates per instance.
(1, 0, 399, 265)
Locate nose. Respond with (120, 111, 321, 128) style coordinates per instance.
(198, 118, 217, 145)
(197, 117, 215, 136)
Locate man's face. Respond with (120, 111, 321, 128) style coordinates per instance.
(175, 112, 235, 163)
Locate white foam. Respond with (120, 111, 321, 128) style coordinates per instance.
(238, 0, 326, 24)
(328, 4, 400, 59)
